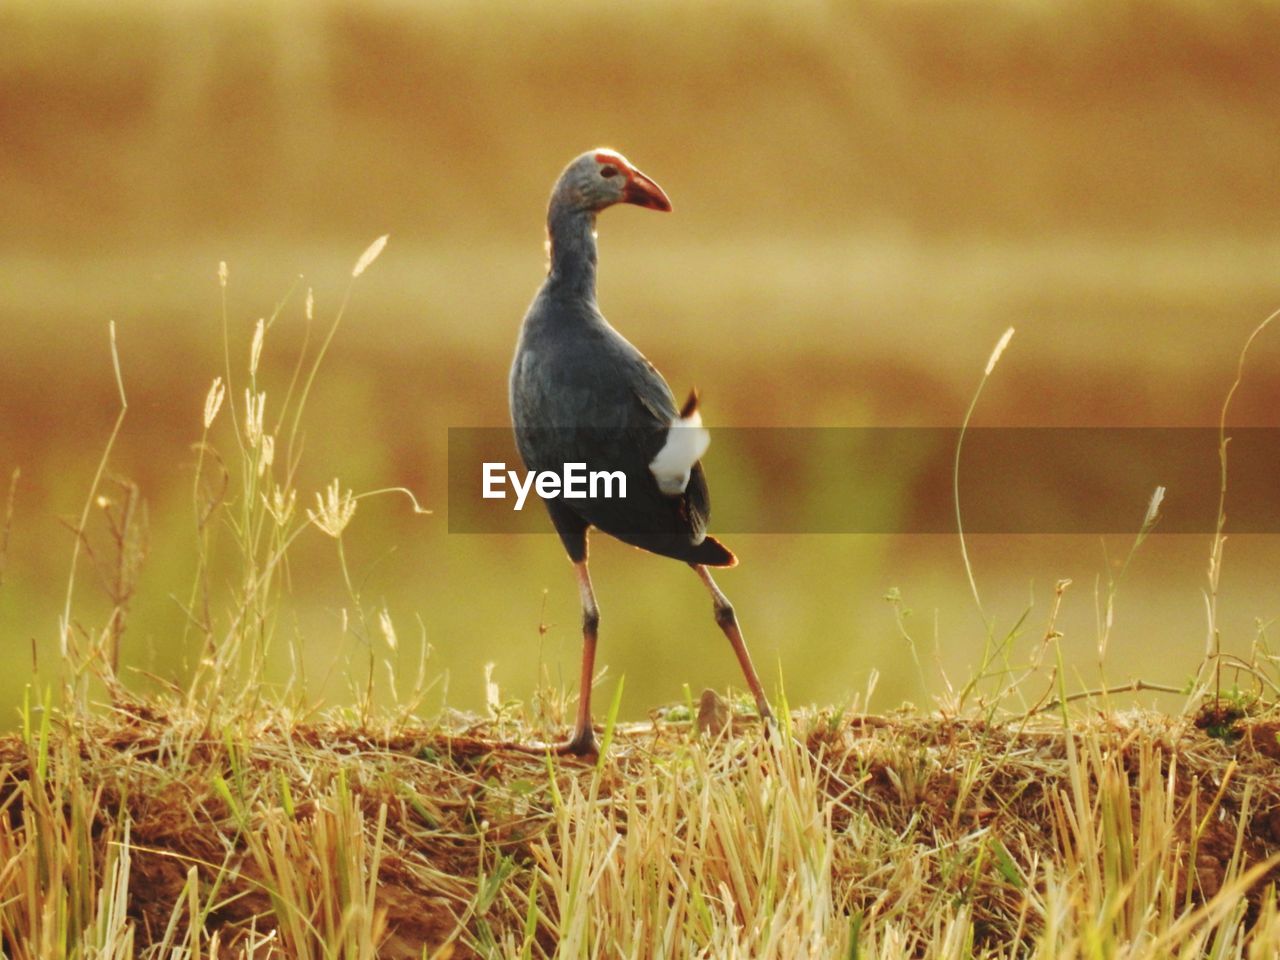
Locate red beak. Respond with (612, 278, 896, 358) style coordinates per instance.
(622, 168, 672, 211)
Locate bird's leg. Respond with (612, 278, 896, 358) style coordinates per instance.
(562, 560, 600, 756)
(693, 564, 774, 724)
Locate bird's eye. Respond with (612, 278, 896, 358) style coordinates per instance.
(600, 165, 618, 178)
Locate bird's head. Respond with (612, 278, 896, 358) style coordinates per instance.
(552, 149, 672, 215)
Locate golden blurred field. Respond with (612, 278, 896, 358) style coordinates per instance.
(2, 0, 1279, 725)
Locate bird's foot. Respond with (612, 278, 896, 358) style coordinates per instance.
(558, 729, 599, 758)
(489, 729, 598, 759)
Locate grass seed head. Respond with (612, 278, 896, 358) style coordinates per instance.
(258, 434, 275, 477)
(308, 479, 356, 538)
(352, 234, 389, 278)
(985, 326, 1016, 375)
(203, 376, 225, 429)
(249, 318, 265, 377)
(379, 608, 398, 651)
(1143, 484, 1166, 530)
(244, 389, 266, 447)
(265, 484, 297, 526)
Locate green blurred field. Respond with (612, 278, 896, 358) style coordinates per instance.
(2, 0, 1279, 725)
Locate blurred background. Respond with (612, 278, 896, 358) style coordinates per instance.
(2, 0, 1278, 725)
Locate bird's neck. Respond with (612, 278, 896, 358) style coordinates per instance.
(546, 205, 598, 301)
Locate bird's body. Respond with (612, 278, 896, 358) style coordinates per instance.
(511, 283, 732, 567)
(509, 149, 770, 755)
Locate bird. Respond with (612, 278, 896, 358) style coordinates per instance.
(509, 148, 773, 756)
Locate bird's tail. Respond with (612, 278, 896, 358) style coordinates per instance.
(693, 535, 737, 568)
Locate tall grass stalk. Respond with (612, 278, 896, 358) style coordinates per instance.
(952, 326, 1020, 710)
(1093, 485, 1166, 689)
(58, 321, 128, 709)
(1202, 308, 1280, 709)
(954, 325, 1014, 622)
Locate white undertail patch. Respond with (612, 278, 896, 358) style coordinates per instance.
(649, 390, 711, 495)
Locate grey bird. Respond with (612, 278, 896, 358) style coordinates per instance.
(509, 148, 773, 756)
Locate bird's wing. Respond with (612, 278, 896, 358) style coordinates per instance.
(511, 316, 714, 548)
(571, 348, 714, 546)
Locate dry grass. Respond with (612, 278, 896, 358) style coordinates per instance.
(2, 700, 1280, 957)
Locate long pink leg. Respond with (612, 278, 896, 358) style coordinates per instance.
(561, 560, 600, 755)
(693, 564, 774, 722)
